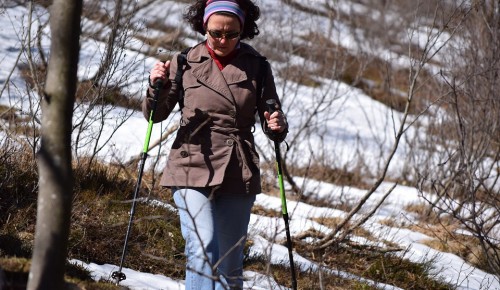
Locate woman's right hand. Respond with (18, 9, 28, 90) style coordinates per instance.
(149, 60, 171, 88)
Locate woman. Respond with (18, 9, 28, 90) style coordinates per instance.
(143, 0, 288, 289)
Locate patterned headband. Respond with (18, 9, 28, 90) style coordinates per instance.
(203, 0, 245, 27)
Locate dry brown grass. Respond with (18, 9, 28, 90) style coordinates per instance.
(295, 163, 370, 190)
(0, 105, 20, 122)
(293, 242, 452, 290)
(245, 254, 380, 290)
(140, 19, 188, 56)
(0, 104, 40, 138)
(261, 23, 442, 116)
(0, 256, 124, 289)
(390, 203, 499, 275)
(0, 257, 31, 290)
(249, 197, 452, 289)
(75, 80, 142, 111)
(313, 216, 344, 230)
(413, 222, 495, 274)
(0, 119, 457, 290)
(17, 60, 142, 113)
(0, 145, 184, 288)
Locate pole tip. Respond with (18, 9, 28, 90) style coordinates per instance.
(111, 271, 126, 284)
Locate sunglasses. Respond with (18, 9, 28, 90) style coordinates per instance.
(207, 29, 241, 40)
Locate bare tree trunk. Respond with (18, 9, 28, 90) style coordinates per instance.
(27, 0, 82, 289)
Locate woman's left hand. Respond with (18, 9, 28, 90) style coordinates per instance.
(264, 110, 287, 133)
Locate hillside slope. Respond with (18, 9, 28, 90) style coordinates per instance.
(1, 0, 500, 289)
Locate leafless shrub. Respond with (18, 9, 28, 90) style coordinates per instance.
(414, 0, 500, 276)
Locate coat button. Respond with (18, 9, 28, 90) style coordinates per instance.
(228, 110, 236, 118)
(180, 150, 189, 158)
(226, 139, 234, 146)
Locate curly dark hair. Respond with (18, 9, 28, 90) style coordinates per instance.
(184, 0, 260, 40)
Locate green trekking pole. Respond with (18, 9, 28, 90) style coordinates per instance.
(266, 99, 297, 290)
(112, 78, 164, 285)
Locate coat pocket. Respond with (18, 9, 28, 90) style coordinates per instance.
(168, 143, 202, 166)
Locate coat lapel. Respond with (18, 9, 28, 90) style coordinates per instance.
(222, 63, 247, 85)
(190, 52, 248, 105)
(191, 59, 232, 103)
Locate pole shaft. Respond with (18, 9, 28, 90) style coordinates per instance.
(113, 85, 161, 284)
(274, 141, 297, 290)
(116, 152, 147, 273)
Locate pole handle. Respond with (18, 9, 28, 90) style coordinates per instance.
(150, 78, 164, 117)
(154, 79, 163, 90)
(265, 99, 280, 139)
(266, 99, 277, 114)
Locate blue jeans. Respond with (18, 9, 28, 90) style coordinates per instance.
(173, 188, 255, 290)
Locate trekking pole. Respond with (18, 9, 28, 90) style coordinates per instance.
(112, 78, 164, 285)
(266, 99, 297, 290)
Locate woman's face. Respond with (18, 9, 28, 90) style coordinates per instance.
(205, 13, 241, 57)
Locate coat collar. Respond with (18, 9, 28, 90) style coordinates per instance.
(186, 41, 262, 63)
(186, 41, 261, 103)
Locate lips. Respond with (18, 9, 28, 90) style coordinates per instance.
(215, 48, 229, 55)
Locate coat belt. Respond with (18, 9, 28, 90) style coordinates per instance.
(211, 126, 254, 183)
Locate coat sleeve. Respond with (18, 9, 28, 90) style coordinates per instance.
(256, 60, 288, 143)
(142, 53, 183, 123)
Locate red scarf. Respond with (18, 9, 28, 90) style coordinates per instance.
(206, 42, 239, 70)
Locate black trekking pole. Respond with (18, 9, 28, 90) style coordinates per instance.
(111, 78, 164, 285)
(266, 99, 297, 290)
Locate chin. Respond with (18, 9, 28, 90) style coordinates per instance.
(216, 50, 229, 56)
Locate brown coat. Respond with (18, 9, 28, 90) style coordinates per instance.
(142, 41, 286, 195)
